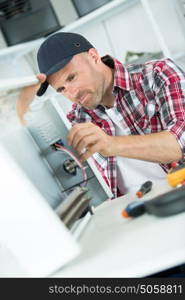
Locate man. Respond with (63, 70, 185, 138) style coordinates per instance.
(17, 32, 185, 197)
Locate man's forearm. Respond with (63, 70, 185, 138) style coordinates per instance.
(112, 131, 183, 164)
(68, 123, 183, 163)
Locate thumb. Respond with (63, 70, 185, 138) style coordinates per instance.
(36, 73, 47, 84)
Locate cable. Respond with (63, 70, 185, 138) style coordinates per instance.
(54, 143, 88, 186)
(61, 175, 95, 193)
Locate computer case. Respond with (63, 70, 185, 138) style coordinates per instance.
(0, 0, 61, 46)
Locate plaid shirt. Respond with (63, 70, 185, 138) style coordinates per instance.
(67, 56, 185, 198)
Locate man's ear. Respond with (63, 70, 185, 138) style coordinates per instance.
(88, 48, 101, 64)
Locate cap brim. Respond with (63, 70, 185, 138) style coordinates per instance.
(37, 81, 49, 96)
(37, 56, 73, 97)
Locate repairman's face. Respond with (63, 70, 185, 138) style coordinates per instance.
(48, 49, 105, 110)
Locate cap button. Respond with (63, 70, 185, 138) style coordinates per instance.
(74, 43, 80, 47)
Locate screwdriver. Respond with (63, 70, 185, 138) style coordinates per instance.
(136, 180, 153, 198)
(121, 200, 145, 218)
(122, 184, 185, 218)
(121, 180, 153, 218)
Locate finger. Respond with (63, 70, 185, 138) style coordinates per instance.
(72, 127, 97, 149)
(76, 134, 98, 154)
(67, 122, 94, 146)
(80, 144, 99, 162)
(36, 73, 47, 83)
(80, 149, 92, 162)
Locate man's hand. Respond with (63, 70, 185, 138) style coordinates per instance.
(67, 122, 115, 161)
(16, 73, 46, 125)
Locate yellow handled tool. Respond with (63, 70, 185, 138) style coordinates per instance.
(167, 163, 185, 187)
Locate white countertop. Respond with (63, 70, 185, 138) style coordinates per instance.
(53, 180, 185, 277)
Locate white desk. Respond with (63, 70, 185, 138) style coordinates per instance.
(53, 180, 185, 277)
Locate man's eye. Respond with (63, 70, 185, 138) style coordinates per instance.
(68, 75, 75, 81)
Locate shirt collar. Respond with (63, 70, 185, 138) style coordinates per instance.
(101, 55, 132, 92)
(113, 58, 132, 92)
(101, 55, 133, 93)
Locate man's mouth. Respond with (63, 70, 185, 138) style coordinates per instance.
(79, 94, 89, 105)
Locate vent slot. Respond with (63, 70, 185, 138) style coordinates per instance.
(0, 0, 31, 21)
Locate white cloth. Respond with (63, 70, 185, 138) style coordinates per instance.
(105, 107, 166, 194)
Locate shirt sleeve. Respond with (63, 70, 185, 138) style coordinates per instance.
(155, 59, 185, 156)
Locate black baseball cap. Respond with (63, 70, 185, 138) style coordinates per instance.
(36, 32, 94, 96)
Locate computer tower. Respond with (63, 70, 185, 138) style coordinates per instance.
(0, 0, 61, 46)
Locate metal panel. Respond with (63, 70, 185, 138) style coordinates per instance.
(24, 98, 112, 207)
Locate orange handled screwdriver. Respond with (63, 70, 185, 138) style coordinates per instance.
(136, 180, 153, 198)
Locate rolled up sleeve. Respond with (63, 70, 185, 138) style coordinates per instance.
(157, 72, 185, 156)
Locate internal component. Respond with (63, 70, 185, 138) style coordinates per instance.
(55, 186, 92, 228)
(54, 142, 88, 187)
(63, 159, 78, 175)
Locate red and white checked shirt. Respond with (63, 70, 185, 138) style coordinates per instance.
(67, 56, 185, 198)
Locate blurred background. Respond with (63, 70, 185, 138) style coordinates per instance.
(1, 0, 185, 134)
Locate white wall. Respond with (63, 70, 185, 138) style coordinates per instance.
(105, 2, 161, 61)
(141, 0, 185, 57)
(91, 0, 185, 62)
